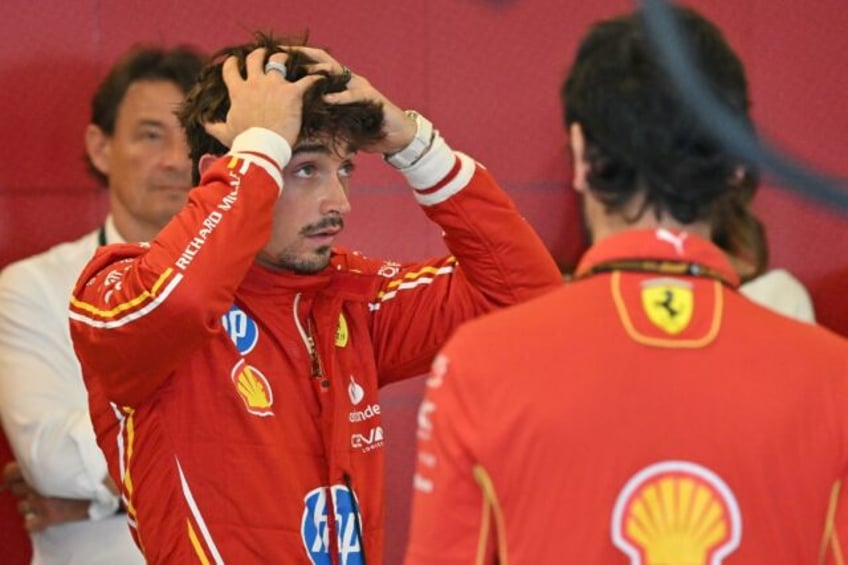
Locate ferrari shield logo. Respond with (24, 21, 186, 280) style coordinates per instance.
(640, 278, 693, 335)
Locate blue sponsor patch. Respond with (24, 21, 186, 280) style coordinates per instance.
(221, 305, 259, 355)
(301, 485, 364, 565)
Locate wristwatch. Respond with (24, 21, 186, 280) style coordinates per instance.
(385, 110, 435, 169)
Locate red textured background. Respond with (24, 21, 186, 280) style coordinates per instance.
(1, 1, 846, 563)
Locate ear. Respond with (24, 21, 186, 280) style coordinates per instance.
(85, 124, 111, 178)
(198, 153, 218, 178)
(569, 123, 589, 194)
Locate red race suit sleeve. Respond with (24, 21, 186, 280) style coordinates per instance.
(69, 128, 289, 407)
(367, 136, 562, 385)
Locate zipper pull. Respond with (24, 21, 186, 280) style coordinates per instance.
(307, 334, 322, 378)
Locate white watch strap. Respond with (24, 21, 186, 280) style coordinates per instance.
(385, 111, 435, 169)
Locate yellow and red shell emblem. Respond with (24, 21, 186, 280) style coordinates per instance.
(231, 361, 274, 416)
(612, 460, 741, 565)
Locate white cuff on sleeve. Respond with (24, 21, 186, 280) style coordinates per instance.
(397, 134, 455, 190)
(87, 489, 121, 521)
(412, 152, 477, 207)
(229, 128, 293, 192)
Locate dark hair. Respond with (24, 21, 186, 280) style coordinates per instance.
(180, 32, 385, 184)
(711, 188, 769, 281)
(87, 45, 207, 185)
(561, 6, 759, 224)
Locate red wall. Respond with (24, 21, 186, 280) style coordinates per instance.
(0, 1, 845, 563)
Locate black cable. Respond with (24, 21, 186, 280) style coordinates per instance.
(343, 473, 367, 565)
(637, 0, 848, 211)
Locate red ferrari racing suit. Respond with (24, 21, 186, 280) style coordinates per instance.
(69, 127, 561, 564)
(405, 228, 848, 564)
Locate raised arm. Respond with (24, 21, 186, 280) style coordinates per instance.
(305, 49, 561, 382)
(69, 49, 321, 406)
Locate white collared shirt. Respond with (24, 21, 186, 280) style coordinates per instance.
(0, 217, 142, 564)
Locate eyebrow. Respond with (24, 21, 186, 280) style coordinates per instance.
(135, 119, 167, 129)
(291, 143, 355, 159)
(292, 143, 331, 156)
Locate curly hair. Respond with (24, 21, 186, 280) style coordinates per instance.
(87, 45, 207, 185)
(180, 32, 385, 184)
(561, 6, 759, 225)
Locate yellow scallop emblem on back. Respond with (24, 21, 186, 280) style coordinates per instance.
(612, 460, 741, 564)
(335, 313, 349, 347)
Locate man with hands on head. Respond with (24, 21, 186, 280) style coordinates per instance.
(69, 34, 561, 564)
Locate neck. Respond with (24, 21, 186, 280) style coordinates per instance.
(110, 209, 162, 243)
(586, 194, 711, 244)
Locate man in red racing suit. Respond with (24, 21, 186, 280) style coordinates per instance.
(68, 39, 561, 564)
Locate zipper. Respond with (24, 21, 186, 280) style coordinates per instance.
(293, 293, 329, 387)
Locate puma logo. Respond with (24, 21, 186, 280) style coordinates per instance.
(656, 229, 688, 256)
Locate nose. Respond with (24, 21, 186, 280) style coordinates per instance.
(320, 175, 352, 216)
(161, 132, 192, 175)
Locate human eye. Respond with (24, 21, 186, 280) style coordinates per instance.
(293, 164, 317, 178)
(339, 161, 356, 178)
(136, 125, 164, 143)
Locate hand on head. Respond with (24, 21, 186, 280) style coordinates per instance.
(300, 45, 416, 155)
(203, 48, 323, 147)
(203, 45, 416, 155)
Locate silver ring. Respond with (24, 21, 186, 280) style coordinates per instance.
(264, 61, 288, 80)
(339, 66, 352, 85)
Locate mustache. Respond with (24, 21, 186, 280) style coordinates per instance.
(301, 215, 344, 236)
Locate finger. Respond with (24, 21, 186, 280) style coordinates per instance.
(323, 85, 369, 105)
(323, 90, 355, 105)
(2, 461, 22, 482)
(290, 73, 325, 95)
(302, 62, 343, 76)
(285, 46, 339, 66)
(203, 122, 232, 146)
(219, 55, 242, 89)
(23, 511, 44, 533)
(263, 52, 291, 83)
(17, 499, 31, 516)
(266, 52, 289, 67)
(244, 47, 268, 80)
(9, 481, 30, 499)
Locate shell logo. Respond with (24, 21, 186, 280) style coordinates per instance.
(231, 361, 274, 416)
(611, 461, 741, 565)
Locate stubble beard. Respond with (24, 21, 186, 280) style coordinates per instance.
(281, 247, 333, 274)
(258, 215, 343, 274)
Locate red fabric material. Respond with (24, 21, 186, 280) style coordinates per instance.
(407, 229, 848, 563)
(69, 149, 560, 563)
(0, 432, 31, 565)
(1, 5, 846, 563)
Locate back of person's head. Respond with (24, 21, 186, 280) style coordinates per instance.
(87, 45, 206, 185)
(561, 5, 758, 225)
(180, 32, 385, 185)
